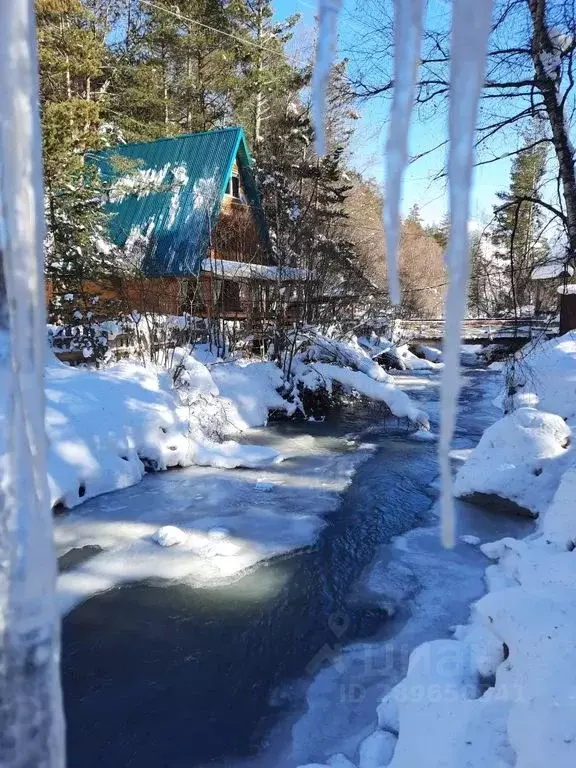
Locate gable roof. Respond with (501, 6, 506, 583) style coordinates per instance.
(93, 127, 267, 276)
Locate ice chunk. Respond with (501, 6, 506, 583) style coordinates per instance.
(153, 526, 188, 547)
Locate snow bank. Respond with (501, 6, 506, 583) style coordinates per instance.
(505, 331, 576, 423)
(373, 463, 576, 768)
(32, 352, 287, 510)
(454, 407, 573, 517)
(455, 332, 576, 515)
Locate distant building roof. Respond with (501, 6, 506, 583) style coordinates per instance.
(92, 127, 268, 276)
(531, 261, 574, 280)
(201, 258, 308, 282)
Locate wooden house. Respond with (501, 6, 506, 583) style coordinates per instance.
(94, 126, 305, 320)
(531, 259, 574, 316)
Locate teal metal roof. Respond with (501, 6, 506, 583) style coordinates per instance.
(93, 127, 267, 276)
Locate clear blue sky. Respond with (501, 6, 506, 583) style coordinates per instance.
(273, 0, 510, 226)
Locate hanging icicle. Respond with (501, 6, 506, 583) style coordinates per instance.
(312, 0, 494, 547)
(383, 0, 424, 305)
(439, 0, 493, 547)
(0, 0, 65, 764)
(312, 0, 342, 156)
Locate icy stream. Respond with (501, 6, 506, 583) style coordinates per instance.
(61, 370, 530, 768)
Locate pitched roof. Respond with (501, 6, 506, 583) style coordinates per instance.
(531, 261, 574, 280)
(93, 127, 267, 276)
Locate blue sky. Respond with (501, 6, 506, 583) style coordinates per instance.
(274, 0, 511, 226)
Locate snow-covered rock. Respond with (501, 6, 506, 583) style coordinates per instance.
(358, 729, 397, 768)
(397, 344, 443, 372)
(415, 343, 443, 363)
(454, 407, 572, 517)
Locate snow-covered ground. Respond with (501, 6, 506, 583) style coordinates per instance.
(456, 331, 576, 516)
(292, 332, 576, 768)
(43, 349, 288, 510)
(22, 331, 432, 514)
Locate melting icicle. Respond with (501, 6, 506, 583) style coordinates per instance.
(439, 0, 493, 548)
(383, 0, 424, 305)
(0, 0, 65, 764)
(312, 0, 342, 156)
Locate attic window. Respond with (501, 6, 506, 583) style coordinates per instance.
(226, 174, 241, 199)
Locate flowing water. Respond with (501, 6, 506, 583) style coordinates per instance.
(61, 370, 529, 768)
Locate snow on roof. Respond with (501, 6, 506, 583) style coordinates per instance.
(557, 283, 576, 294)
(201, 258, 309, 282)
(531, 262, 574, 280)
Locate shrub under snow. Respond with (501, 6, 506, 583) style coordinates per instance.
(286, 329, 431, 430)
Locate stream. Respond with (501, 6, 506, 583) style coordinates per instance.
(61, 369, 531, 768)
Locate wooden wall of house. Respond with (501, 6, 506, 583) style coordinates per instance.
(46, 277, 185, 318)
(215, 185, 269, 265)
(213, 204, 268, 264)
(560, 293, 576, 334)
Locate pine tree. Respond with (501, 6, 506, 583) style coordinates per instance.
(38, 0, 119, 357)
(228, 0, 301, 146)
(426, 214, 450, 250)
(37, 0, 106, 178)
(406, 203, 423, 228)
(492, 138, 549, 312)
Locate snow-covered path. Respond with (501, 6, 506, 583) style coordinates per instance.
(60, 369, 527, 768)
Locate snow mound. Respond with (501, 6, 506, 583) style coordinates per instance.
(210, 359, 289, 431)
(39, 354, 286, 509)
(454, 407, 573, 517)
(416, 343, 443, 363)
(506, 331, 576, 424)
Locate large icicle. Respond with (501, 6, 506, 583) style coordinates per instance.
(312, 0, 342, 156)
(0, 1, 65, 765)
(383, 0, 424, 305)
(439, 0, 493, 547)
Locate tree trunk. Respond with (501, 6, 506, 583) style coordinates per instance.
(253, 1, 264, 145)
(529, 0, 576, 262)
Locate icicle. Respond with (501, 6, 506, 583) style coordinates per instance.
(0, 1, 65, 765)
(383, 0, 424, 305)
(439, 0, 493, 548)
(312, 0, 342, 156)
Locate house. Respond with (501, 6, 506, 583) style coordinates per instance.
(530, 259, 574, 315)
(94, 126, 305, 320)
